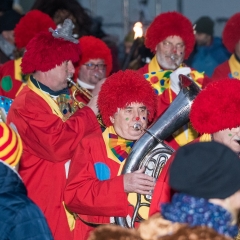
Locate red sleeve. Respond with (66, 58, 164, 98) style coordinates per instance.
(7, 90, 100, 162)
(64, 139, 129, 217)
(157, 89, 177, 118)
(149, 154, 175, 216)
(212, 61, 229, 80)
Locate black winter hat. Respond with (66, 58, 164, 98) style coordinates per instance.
(169, 141, 240, 199)
(0, 9, 22, 33)
(194, 16, 214, 36)
(0, 0, 13, 12)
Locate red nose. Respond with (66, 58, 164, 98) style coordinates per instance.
(136, 117, 140, 121)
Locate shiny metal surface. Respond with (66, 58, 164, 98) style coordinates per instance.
(115, 75, 201, 227)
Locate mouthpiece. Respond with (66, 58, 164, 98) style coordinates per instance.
(67, 77, 77, 87)
(133, 123, 142, 131)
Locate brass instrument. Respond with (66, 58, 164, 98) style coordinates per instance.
(115, 75, 201, 228)
(67, 78, 105, 127)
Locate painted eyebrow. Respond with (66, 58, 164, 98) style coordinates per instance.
(124, 106, 147, 109)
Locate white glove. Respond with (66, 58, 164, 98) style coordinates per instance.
(170, 67, 191, 95)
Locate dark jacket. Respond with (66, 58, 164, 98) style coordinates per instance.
(0, 161, 53, 240)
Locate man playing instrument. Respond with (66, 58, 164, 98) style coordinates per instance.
(64, 69, 157, 240)
(72, 35, 112, 105)
(149, 78, 240, 217)
(7, 19, 100, 240)
(213, 13, 240, 80)
(138, 11, 211, 149)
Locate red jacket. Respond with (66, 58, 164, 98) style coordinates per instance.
(7, 85, 99, 240)
(64, 130, 133, 240)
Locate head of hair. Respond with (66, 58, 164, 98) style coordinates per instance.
(190, 78, 240, 134)
(145, 11, 195, 59)
(223, 12, 240, 53)
(98, 70, 157, 127)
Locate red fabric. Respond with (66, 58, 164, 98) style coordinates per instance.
(149, 137, 201, 216)
(149, 153, 175, 216)
(64, 132, 130, 240)
(0, 59, 23, 99)
(212, 60, 230, 80)
(7, 86, 100, 240)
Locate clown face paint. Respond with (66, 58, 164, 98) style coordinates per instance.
(213, 127, 240, 154)
(110, 103, 148, 140)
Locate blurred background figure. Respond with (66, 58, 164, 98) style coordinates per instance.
(0, 10, 56, 99)
(31, 0, 92, 38)
(186, 16, 230, 77)
(72, 35, 112, 105)
(0, 9, 22, 64)
(213, 12, 240, 80)
(0, 122, 53, 240)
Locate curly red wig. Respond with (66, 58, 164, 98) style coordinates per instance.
(145, 11, 195, 59)
(74, 36, 112, 79)
(223, 13, 240, 53)
(98, 70, 157, 127)
(21, 31, 80, 74)
(190, 78, 240, 134)
(14, 10, 56, 49)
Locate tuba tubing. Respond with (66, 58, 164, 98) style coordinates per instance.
(114, 75, 201, 227)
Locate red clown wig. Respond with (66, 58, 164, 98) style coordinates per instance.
(14, 10, 56, 49)
(190, 79, 240, 134)
(21, 31, 80, 74)
(145, 11, 195, 59)
(98, 70, 157, 127)
(223, 13, 240, 53)
(74, 36, 112, 78)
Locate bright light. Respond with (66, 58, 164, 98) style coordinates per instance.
(133, 22, 143, 39)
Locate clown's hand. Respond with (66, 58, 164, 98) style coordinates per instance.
(170, 67, 191, 95)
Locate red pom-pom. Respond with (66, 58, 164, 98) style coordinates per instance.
(190, 78, 240, 134)
(145, 11, 195, 59)
(98, 70, 157, 126)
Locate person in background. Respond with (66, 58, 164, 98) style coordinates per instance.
(0, 10, 56, 99)
(31, 0, 92, 39)
(72, 35, 112, 105)
(64, 70, 157, 240)
(186, 16, 230, 77)
(138, 11, 208, 149)
(138, 141, 240, 240)
(0, 9, 22, 64)
(7, 19, 100, 240)
(213, 12, 240, 80)
(149, 78, 240, 217)
(0, 122, 53, 240)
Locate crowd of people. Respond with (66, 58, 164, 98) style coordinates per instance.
(1, 0, 240, 240)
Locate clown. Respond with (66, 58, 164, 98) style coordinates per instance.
(0, 10, 56, 99)
(138, 11, 211, 149)
(149, 78, 240, 217)
(64, 69, 157, 240)
(7, 19, 100, 240)
(72, 36, 112, 105)
(213, 13, 240, 80)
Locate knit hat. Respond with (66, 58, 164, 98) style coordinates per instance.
(190, 78, 240, 134)
(75, 36, 112, 77)
(21, 18, 80, 74)
(0, 122, 22, 167)
(14, 10, 56, 49)
(169, 141, 240, 199)
(194, 16, 214, 36)
(0, 0, 13, 12)
(0, 9, 22, 33)
(223, 13, 240, 53)
(98, 70, 157, 127)
(145, 11, 195, 59)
